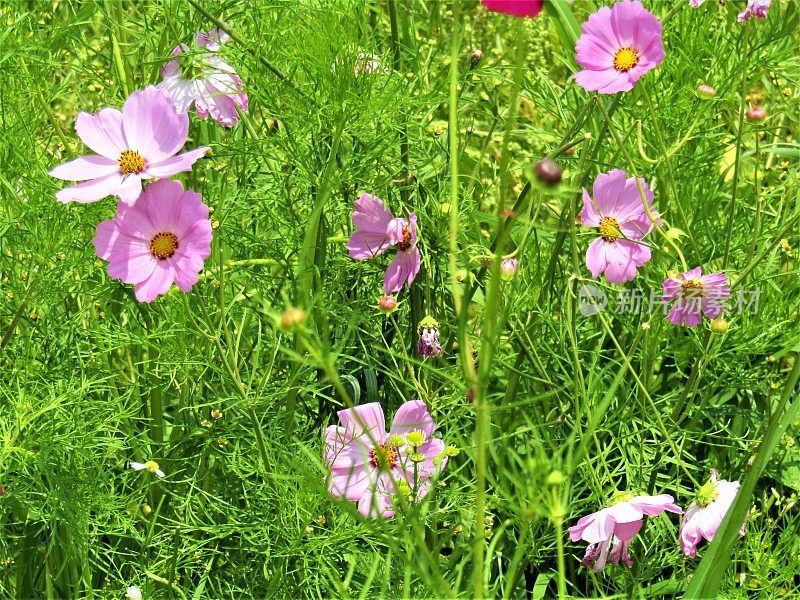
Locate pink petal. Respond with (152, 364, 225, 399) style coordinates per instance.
(612, 518, 643, 542)
(581, 189, 601, 226)
(602, 241, 638, 284)
(592, 169, 628, 216)
(389, 400, 436, 438)
(122, 86, 188, 162)
(144, 147, 209, 179)
(134, 261, 176, 302)
(629, 494, 682, 515)
(383, 248, 420, 293)
(157, 74, 195, 113)
(49, 155, 120, 181)
(75, 108, 126, 158)
(481, 0, 544, 18)
(55, 173, 127, 204)
(338, 403, 386, 443)
(352, 194, 395, 235)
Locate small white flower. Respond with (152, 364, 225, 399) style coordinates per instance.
(126, 585, 142, 600)
(130, 460, 165, 478)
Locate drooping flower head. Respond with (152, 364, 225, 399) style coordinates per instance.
(92, 179, 212, 303)
(346, 194, 421, 294)
(680, 470, 745, 557)
(158, 29, 249, 127)
(662, 267, 731, 326)
(49, 86, 209, 204)
(581, 169, 659, 284)
(325, 401, 448, 518)
(481, 0, 544, 18)
(738, 0, 771, 21)
(417, 316, 443, 357)
(569, 491, 682, 571)
(575, 1, 665, 94)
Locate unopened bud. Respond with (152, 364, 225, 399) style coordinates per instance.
(280, 307, 306, 330)
(407, 431, 425, 447)
(534, 158, 562, 186)
(697, 84, 716, 98)
(500, 258, 518, 280)
(468, 48, 483, 65)
(710, 317, 729, 334)
(746, 106, 767, 122)
(378, 295, 397, 313)
(547, 470, 566, 486)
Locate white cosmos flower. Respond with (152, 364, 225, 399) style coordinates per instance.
(130, 460, 165, 478)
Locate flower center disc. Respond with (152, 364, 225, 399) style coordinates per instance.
(370, 444, 398, 470)
(396, 227, 412, 251)
(681, 279, 705, 298)
(118, 150, 146, 175)
(613, 47, 639, 72)
(144, 460, 160, 473)
(149, 232, 179, 260)
(599, 217, 621, 242)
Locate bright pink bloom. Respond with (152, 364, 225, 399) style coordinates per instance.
(324, 401, 447, 519)
(481, 0, 544, 18)
(680, 470, 745, 557)
(581, 169, 659, 284)
(569, 493, 682, 571)
(662, 267, 730, 326)
(158, 29, 248, 127)
(92, 179, 212, 303)
(346, 194, 421, 294)
(738, 0, 771, 21)
(49, 87, 209, 205)
(575, 1, 665, 94)
(689, 0, 705, 7)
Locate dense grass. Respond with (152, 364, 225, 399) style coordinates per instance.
(1, 0, 799, 598)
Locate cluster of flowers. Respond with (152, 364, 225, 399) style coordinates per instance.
(49, 30, 247, 302)
(571, 470, 745, 570)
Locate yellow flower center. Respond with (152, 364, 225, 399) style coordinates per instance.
(613, 47, 639, 72)
(149, 232, 179, 260)
(118, 149, 145, 175)
(599, 216, 621, 242)
(370, 444, 398, 470)
(143, 460, 160, 473)
(681, 279, 705, 298)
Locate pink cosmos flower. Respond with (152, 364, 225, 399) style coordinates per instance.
(569, 493, 682, 571)
(49, 86, 209, 205)
(738, 0, 771, 21)
(346, 194, 421, 294)
(581, 169, 659, 284)
(575, 1, 665, 94)
(324, 401, 447, 518)
(662, 267, 731, 326)
(158, 29, 248, 127)
(481, 0, 544, 18)
(92, 179, 212, 303)
(680, 470, 745, 557)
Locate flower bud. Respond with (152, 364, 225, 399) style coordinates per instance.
(378, 295, 397, 313)
(697, 84, 716, 98)
(500, 258, 518, 280)
(390, 434, 406, 447)
(468, 48, 484, 66)
(746, 106, 767, 122)
(417, 316, 443, 357)
(710, 317, 729, 334)
(407, 431, 426, 447)
(534, 158, 562, 186)
(280, 307, 306, 330)
(409, 452, 425, 463)
(547, 470, 566, 486)
(445, 445, 460, 457)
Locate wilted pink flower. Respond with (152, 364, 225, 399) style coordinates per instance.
(417, 316, 442, 357)
(738, 0, 771, 21)
(158, 29, 248, 127)
(662, 267, 730, 326)
(346, 194, 421, 294)
(49, 86, 209, 204)
(324, 401, 447, 518)
(481, 0, 544, 18)
(581, 169, 659, 284)
(569, 492, 682, 571)
(680, 470, 745, 557)
(93, 179, 212, 303)
(575, 1, 665, 94)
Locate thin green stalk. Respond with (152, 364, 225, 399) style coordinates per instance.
(447, 0, 462, 319)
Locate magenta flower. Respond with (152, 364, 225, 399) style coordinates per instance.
(158, 29, 248, 127)
(575, 1, 665, 94)
(569, 492, 682, 571)
(324, 401, 447, 518)
(738, 0, 771, 21)
(680, 470, 745, 557)
(481, 0, 544, 18)
(662, 267, 731, 326)
(49, 87, 209, 205)
(92, 179, 212, 303)
(581, 169, 659, 284)
(346, 194, 421, 294)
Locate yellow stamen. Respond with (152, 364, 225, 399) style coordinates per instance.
(118, 150, 145, 175)
(149, 232, 178, 260)
(599, 216, 621, 242)
(613, 47, 639, 72)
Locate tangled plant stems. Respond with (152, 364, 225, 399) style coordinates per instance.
(2, 0, 798, 598)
